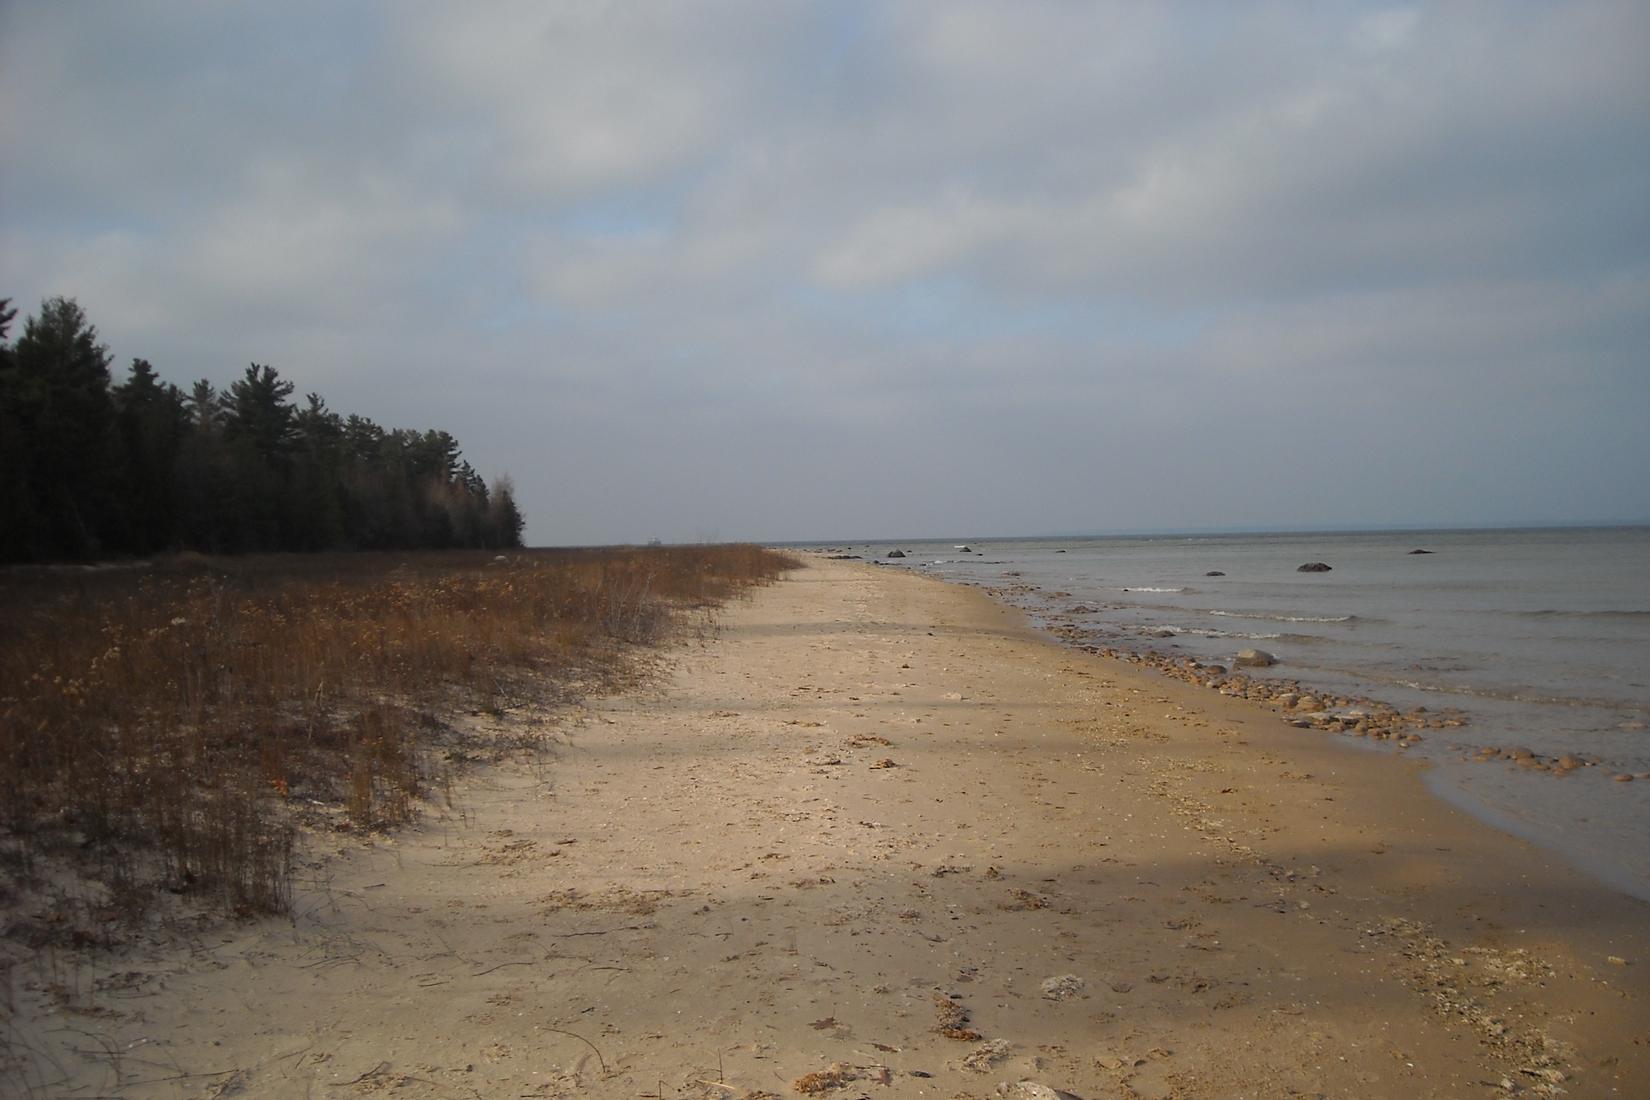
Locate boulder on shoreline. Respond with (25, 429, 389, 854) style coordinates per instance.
(1297, 562, 1333, 572)
(1234, 648, 1277, 668)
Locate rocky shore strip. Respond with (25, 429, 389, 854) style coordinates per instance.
(1023, 600, 1648, 787)
(1026, 604, 1454, 747)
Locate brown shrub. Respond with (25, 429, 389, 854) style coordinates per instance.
(0, 544, 798, 927)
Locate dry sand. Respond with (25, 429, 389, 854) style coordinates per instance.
(7, 556, 1649, 1099)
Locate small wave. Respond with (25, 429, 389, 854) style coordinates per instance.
(1505, 609, 1650, 620)
(1123, 586, 1187, 594)
(1209, 610, 1355, 624)
(1141, 625, 1285, 641)
(1376, 675, 1629, 711)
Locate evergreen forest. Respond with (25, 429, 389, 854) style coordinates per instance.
(0, 296, 525, 562)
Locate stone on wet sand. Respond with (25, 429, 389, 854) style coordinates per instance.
(1233, 648, 1276, 668)
(1039, 974, 1085, 1000)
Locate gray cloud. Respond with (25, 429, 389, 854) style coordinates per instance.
(3, 1, 1646, 544)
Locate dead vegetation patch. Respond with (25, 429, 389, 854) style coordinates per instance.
(0, 545, 797, 940)
(1001, 889, 1050, 911)
(792, 1063, 856, 1093)
(540, 885, 675, 916)
(934, 992, 983, 1041)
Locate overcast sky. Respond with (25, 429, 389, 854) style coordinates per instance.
(3, 2, 1647, 544)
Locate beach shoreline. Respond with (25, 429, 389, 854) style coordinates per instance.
(857, 529, 1650, 906)
(6, 555, 1648, 1098)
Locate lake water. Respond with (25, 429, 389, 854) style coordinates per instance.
(809, 528, 1650, 900)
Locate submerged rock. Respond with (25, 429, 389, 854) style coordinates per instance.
(1205, 570, 1225, 576)
(1297, 562, 1333, 572)
(1409, 548, 1435, 554)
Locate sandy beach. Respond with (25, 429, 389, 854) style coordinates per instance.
(8, 555, 1648, 1099)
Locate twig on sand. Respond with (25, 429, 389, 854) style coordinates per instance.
(544, 1027, 608, 1077)
(472, 959, 536, 977)
(555, 924, 649, 938)
(695, 1051, 736, 1092)
(124, 1065, 243, 1087)
(339, 1061, 392, 1085)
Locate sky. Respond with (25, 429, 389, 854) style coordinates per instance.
(2, 2, 1647, 545)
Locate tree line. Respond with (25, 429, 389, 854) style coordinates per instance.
(0, 296, 525, 562)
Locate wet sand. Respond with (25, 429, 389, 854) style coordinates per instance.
(7, 555, 1649, 1098)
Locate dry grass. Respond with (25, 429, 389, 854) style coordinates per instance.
(0, 544, 797, 937)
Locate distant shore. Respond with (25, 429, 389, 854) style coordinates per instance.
(7, 554, 1648, 1097)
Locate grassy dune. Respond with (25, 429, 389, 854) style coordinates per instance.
(0, 544, 797, 938)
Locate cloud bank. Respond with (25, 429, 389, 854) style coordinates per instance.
(3, 2, 1647, 542)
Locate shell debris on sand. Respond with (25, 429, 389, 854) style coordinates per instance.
(961, 1038, 1013, 1072)
(1040, 973, 1086, 1000)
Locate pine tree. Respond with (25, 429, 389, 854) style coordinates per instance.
(114, 358, 191, 552)
(490, 476, 526, 549)
(5, 297, 122, 558)
(0, 299, 39, 560)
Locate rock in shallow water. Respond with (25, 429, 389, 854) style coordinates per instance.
(1297, 562, 1333, 572)
(1233, 648, 1277, 668)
